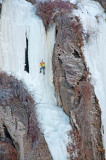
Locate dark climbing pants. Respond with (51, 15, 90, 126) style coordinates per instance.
(40, 67, 45, 74)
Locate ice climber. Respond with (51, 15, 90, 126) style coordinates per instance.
(40, 60, 45, 75)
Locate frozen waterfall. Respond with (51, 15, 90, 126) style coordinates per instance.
(0, 0, 72, 159)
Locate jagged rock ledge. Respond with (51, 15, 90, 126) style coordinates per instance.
(0, 72, 52, 160)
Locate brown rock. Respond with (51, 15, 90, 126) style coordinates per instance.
(53, 13, 105, 159)
(26, 134, 53, 160)
(0, 141, 18, 160)
(0, 72, 52, 160)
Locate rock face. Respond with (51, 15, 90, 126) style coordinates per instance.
(0, 141, 18, 160)
(0, 72, 38, 160)
(0, 104, 32, 160)
(53, 14, 105, 159)
(0, 72, 52, 160)
(27, 135, 52, 160)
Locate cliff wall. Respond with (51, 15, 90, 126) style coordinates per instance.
(0, 72, 52, 160)
(53, 13, 105, 159)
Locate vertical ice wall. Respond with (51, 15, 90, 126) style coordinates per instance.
(0, 0, 72, 159)
(73, 0, 106, 156)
